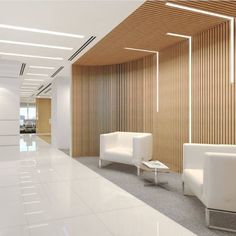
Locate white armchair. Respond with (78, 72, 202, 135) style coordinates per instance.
(99, 132, 153, 175)
(183, 143, 236, 231)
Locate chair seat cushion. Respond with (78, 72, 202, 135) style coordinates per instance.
(102, 147, 133, 165)
(183, 169, 203, 201)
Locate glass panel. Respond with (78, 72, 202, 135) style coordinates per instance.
(28, 107, 36, 120)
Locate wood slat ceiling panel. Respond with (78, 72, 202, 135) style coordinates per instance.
(75, 1, 236, 65)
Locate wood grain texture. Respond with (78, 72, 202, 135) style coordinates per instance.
(36, 98, 51, 134)
(72, 20, 236, 172)
(74, 1, 236, 66)
(155, 40, 189, 172)
(192, 21, 236, 145)
(71, 55, 156, 157)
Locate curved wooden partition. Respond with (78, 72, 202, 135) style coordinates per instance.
(72, 55, 156, 157)
(72, 48, 189, 172)
(72, 21, 236, 172)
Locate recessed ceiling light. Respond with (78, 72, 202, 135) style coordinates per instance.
(23, 83, 40, 86)
(0, 52, 63, 60)
(21, 87, 36, 89)
(24, 79, 44, 82)
(27, 73, 49, 77)
(124, 47, 157, 53)
(0, 24, 84, 38)
(165, 3, 232, 20)
(166, 33, 191, 39)
(0, 40, 73, 50)
(29, 66, 55, 70)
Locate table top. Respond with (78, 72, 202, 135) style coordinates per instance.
(138, 162, 170, 173)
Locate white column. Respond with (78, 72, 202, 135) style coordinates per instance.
(0, 78, 20, 146)
(51, 75, 71, 150)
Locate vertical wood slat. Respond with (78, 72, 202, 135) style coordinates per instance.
(192, 21, 236, 146)
(71, 55, 156, 159)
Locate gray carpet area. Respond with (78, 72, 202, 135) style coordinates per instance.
(71, 156, 236, 236)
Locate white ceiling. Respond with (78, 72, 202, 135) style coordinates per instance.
(0, 0, 144, 101)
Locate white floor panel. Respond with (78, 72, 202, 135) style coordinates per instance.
(0, 134, 196, 236)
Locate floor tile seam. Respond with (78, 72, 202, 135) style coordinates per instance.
(25, 211, 96, 228)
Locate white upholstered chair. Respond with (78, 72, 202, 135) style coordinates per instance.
(183, 143, 236, 231)
(99, 132, 153, 175)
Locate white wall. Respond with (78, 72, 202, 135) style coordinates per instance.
(51, 75, 71, 150)
(0, 78, 20, 146)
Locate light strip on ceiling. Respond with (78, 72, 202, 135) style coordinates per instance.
(21, 87, 36, 90)
(124, 47, 158, 53)
(124, 47, 159, 112)
(27, 73, 49, 77)
(24, 79, 44, 82)
(167, 32, 192, 143)
(23, 83, 40, 86)
(29, 66, 55, 70)
(166, 2, 235, 83)
(0, 24, 84, 38)
(0, 52, 63, 60)
(0, 40, 72, 50)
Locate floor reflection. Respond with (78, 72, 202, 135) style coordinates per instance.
(20, 134, 37, 152)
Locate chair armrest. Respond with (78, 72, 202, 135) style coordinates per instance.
(183, 143, 206, 170)
(133, 134, 153, 165)
(203, 152, 236, 212)
(100, 132, 118, 158)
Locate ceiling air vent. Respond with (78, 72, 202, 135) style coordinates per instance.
(51, 66, 64, 78)
(19, 63, 26, 76)
(37, 83, 52, 96)
(44, 88, 51, 94)
(38, 85, 44, 91)
(68, 36, 96, 61)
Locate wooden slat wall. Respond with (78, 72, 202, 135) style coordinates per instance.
(72, 65, 118, 156)
(155, 40, 189, 172)
(71, 55, 156, 157)
(192, 21, 236, 144)
(72, 21, 236, 172)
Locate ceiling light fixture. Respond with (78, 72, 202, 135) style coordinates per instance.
(0, 40, 72, 50)
(23, 83, 40, 86)
(21, 88, 38, 90)
(27, 73, 49, 77)
(166, 3, 232, 19)
(165, 2, 234, 83)
(124, 47, 158, 53)
(24, 79, 44, 82)
(0, 52, 63, 60)
(0, 24, 84, 39)
(29, 66, 55, 70)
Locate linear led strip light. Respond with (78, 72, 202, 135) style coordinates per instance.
(166, 33, 192, 143)
(0, 40, 72, 50)
(166, 2, 235, 83)
(0, 24, 84, 39)
(124, 47, 159, 112)
(0, 52, 63, 60)
(29, 66, 55, 70)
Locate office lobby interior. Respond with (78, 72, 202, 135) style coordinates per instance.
(0, 1, 236, 235)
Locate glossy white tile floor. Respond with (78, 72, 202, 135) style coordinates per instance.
(0, 134, 196, 236)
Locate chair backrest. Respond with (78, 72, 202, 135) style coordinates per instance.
(116, 132, 150, 149)
(184, 143, 236, 169)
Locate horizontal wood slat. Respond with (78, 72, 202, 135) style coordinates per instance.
(74, 1, 236, 66)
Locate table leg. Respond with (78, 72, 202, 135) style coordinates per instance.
(154, 169, 158, 185)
